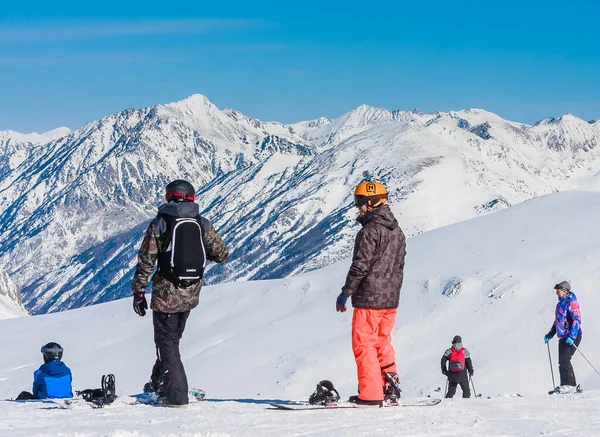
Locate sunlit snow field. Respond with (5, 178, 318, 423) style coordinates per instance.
(2, 191, 600, 436)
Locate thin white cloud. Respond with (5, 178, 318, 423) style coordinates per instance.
(208, 43, 287, 51)
(0, 19, 267, 42)
(0, 53, 193, 66)
(0, 43, 287, 66)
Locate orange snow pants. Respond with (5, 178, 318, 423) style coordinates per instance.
(352, 308, 398, 401)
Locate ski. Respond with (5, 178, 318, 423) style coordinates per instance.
(269, 398, 441, 410)
(548, 385, 583, 395)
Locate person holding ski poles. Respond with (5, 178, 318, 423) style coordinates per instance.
(336, 173, 406, 406)
(441, 335, 474, 398)
(544, 280, 582, 393)
(132, 180, 228, 407)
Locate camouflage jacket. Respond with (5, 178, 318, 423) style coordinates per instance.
(132, 202, 229, 313)
(342, 204, 406, 309)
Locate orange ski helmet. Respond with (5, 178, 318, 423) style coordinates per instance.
(354, 172, 388, 209)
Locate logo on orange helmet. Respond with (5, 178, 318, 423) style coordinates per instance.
(354, 171, 388, 209)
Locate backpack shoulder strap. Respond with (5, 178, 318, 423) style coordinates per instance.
(197, 215, 208, 232)
(156, 213, 175, 234)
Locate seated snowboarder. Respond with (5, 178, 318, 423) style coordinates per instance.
(441, 335, 473, 399)
(16, 342, 73, 400)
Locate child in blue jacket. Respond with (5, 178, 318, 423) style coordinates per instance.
(16, 342, 73, 400)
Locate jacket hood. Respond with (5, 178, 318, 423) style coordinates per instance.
(39, 360, 70, 377)
(357, 204, 398, 230)
(158, 202, 200, 218)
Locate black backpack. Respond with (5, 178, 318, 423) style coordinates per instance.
(157, 214, 206, 286)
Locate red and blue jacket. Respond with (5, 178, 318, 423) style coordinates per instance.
(547, 292, 581, 340)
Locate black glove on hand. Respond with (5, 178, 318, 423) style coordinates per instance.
(468, 369, 474, 377)
(133, 293, 148, 317)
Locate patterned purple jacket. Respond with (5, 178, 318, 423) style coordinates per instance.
(547, 292, 581, 340)
(341, 204, 406, 309)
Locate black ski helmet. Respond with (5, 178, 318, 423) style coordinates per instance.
(41, 342, 63, 363)
(165, 180, 195, 203)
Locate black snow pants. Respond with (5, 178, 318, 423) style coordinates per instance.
(558, 331, 582, 387)
(151, 310, 191, 405)
(446, 370, 471, 398)
(16, 391, 35, 400)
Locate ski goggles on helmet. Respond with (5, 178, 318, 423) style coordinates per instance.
(354, 195, 369, 207)
(165, 192, 196, 202)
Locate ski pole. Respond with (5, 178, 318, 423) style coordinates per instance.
(573, 344, 600, 377)
(547, 342, 556, 389)
(469, 374, 478, 398)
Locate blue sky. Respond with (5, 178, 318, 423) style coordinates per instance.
(1, 0, 599, 132)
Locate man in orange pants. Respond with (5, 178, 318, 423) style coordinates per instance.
(336, 173, 406, 406)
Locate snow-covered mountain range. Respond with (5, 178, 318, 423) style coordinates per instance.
(1, 190, 600, 436)
(1, 94, 600, 314)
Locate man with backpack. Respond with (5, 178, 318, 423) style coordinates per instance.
(336, 173, 407, 406)
(132, 179, 228, 407)
(441, 335, 474, 398)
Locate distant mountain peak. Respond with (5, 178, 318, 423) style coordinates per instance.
(0, 126, 71, 145)
(534, 113, 587, 127)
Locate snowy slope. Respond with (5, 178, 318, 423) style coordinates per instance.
(2, 95, 600, 314)
(1, 190, 600, 436)
(0, 267, 28, 319)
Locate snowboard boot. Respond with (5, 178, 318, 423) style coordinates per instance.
(383, 372, 402, 403)
(348, 395, 383, 407)
(164, 400, 187, 408)
(101, 374, 117, 404)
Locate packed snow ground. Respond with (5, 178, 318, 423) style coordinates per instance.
(2, 190, 600, 435)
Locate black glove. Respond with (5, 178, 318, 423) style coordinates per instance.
(442, 370, 448, 376)
(133, 293, 148, 317)
(468, 369, 474, 377)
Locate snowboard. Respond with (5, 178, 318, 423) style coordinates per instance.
(132, 388, 206, 406)
(269, 398, 441, 410)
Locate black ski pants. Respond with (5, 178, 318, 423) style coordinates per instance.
(446, 371, 471, 398)
(558, 331, 582, 387)
(16, 391, 35, 400)
(151, 310, 190, 405)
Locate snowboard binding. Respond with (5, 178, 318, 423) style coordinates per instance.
(308, 380, 340, 405)
(143, 376, 165, 398)
(77, 374, 117, 406)
(383, 372, 402, 403)
(102, 374, 117, 403)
